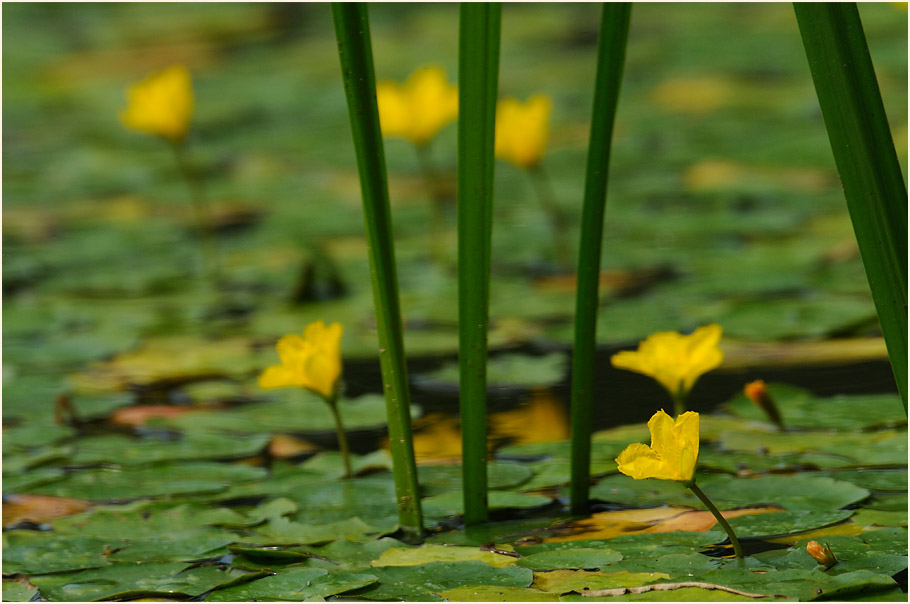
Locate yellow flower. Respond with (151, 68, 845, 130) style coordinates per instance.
(376, 66, 458, 146)
(494, 94, 552, 169)
(615, 410, 699, 482)
(611, 324, 723, 402)
(806, 541, 838, 569)
(121, 65, 194, 144)
(259, 321, 343, 400)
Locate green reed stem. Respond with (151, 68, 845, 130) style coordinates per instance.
(332, 2, 423, 541)
(171, 143, 220, 285)
(793, 3, 908, 411)
(687, 481, 744, 559)
(569, 2, 631, 516)
(529, 165, 572, 269)
(457, 1, 501, 526)
(326, 398, 352, 479)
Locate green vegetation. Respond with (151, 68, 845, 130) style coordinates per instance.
(2, 2, 906, 601)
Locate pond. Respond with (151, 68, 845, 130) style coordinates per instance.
(3, 2, 907, 602)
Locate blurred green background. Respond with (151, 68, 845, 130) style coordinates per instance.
(3, 2, 907, 378)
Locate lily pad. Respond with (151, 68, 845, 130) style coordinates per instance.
(422, 491, 554, 519)
(28, 462, 267, 500)
(531, 569, 671, 594)
(516, 548, 623, 571)
(372, 544, 519, 568)
(168, 393, 420, 434)
(699, 474, 870, 511)
(68, 432, 270, 466)
(2, 532, 110, 575)
(418, 462, 534, 496)
(30, 562, 265, 601)
(206, 567, 378, 601)
(723, 385, 906, 431)
(438, 584, 555, 601)
(417, 352, 568, 388)
(348, 560, 534, 601)
(725, 509, 854, 538)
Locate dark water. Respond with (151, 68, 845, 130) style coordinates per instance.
(341, 342, 899, 450)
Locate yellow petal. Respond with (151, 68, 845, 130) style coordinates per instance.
(615, 443, 663, 480)
(673, 411, 699, 481)
(495, 94, 552, 169)
(275, 334, 308, 368)
(376, 66, 457, 145)
(610, 325, 723, 401)
(120, 65, 193, 143)
(258, 365, 306, 389)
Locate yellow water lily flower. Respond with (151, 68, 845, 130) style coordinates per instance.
(611, 324, 723, 412)
(376, 66, 458, 146)
(615, 410, 699, 482)
(259, 321, 343, 401)
(120, 65, 194, 144)
(494, 94, 552, 169)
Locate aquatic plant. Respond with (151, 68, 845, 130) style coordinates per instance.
(495, 94, 571, 268)
(333, 2, 424, 541)
(376, 66, 458, 147)
(120, 64, 218, 282)
(568, 2, 631, 515)
(744, 379, 786, 431)
(259, 321, 351, 477)
(611, 324, 723, 416)
(616, 410, 744, 558)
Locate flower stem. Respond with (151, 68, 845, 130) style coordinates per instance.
(687, 481, 743, 559)
(415, 144, 448, 265)
(171, 142, 220, 285)
(327, 398, 352, 479)
(672, 393, 686, 418)
(528, 165, 572, 269)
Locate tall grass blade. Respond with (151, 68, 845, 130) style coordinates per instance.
(793, 3, 908, 410)
(569, 2, 632, 515)
(331, 2, 424, 540)
(457, 1, 502, 526)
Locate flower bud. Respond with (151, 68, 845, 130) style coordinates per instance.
(806, 540, 837, 569)
(744, 380, 785, 431)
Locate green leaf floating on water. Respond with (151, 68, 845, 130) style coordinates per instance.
(29, 562, 266, 601)
(1, 580, 37, 603)
(28, 462, 267, 500)
(696, 568, 900, 602)
(418, 462, 534, 496)
(167, 392, 421, 434)
(348, 561, 534, 601)
(725, 509, 854, 538)
(437, 584, 555, 601)
(531, 569, 671, 594)
(67, 432, 270, 466)
(205, 567, 378, 602)
(422, 491, 554, 519)
(2, 532, 111, 575)
(723, 385, 906, 431)
(372, 544, 519, 568)
(516, 548, 623, 571)
(417, 352, 568, 388)
(698, 474, 870, 511)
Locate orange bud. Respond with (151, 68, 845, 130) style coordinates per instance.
(806, 540, 837, 568)
(743, 379, 785, 431)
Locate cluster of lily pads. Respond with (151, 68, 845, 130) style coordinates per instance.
(3, 381, 906, 601)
